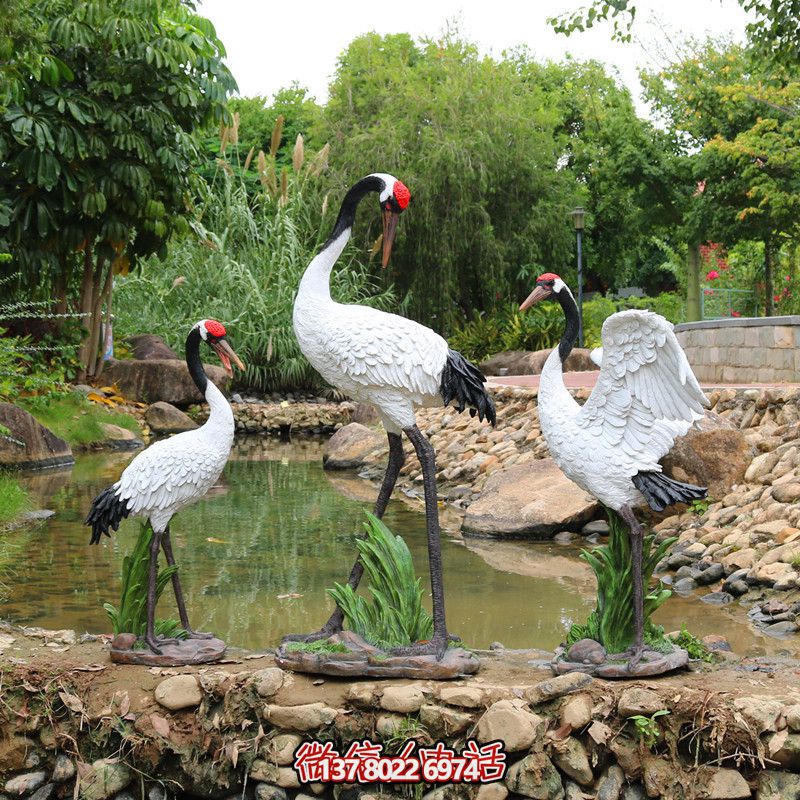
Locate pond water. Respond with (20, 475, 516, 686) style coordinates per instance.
(5, 438, 793, 655)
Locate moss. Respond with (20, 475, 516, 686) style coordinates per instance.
(283, 640, 349, 654)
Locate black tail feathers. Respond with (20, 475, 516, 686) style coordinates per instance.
(85, 486, 130, 545)
(440, 348, 496, 426)
(632, 471, 707, 513)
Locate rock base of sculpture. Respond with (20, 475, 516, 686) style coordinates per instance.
(110, 633, 226, 666)
(551, 639, 689, 679)
(275, 631, 480, 679)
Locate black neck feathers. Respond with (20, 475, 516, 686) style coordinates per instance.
(323, 175, 385, 249)
(557, 289, 580, 363)
(185, 327, 208, 395)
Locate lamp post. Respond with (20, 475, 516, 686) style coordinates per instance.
(570, 207, 585, 348)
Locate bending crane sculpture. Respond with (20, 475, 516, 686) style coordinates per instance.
(520, 274, 708, 668)
(291, 173, 496, 657)
(86, 320, 244, 654)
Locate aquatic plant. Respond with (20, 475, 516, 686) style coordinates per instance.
(566, 507, 675, 653)
(328, 513, 433, 650)
(103, 521, 186, 641)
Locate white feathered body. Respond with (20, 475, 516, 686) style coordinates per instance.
(110, 383, 234, 532)
(293, 228, 448, 432)
(539, 309, 708, 511)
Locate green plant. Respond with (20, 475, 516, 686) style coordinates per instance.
(328, 513, 433, 650)
(688, 497, 711, 516)
(566, 507, 675, 654)
(283, 640, 349, 654)
(0, 472, 29, 528)
(629, 709, 670, 750)
(102, 521, 186, 640)
(669, 624, 715, 662)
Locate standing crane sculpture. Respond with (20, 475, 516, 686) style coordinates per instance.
(520, 273, 708, 668)
(86, 319, 244, 655)
(290, 173, 496, 657)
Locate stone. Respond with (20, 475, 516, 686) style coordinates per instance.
(560, 693, 593, 730)
(622, 786, 646, 800)
(673, 577, 698, 594)
(145, 402, 198, 434)
(732, 697, 782, 734)
(98, 424, 142, 450)
(753, 561, 792, 585)
(596, 765, 625, 800)
(252, 668, 285, 698)
(154, 674, 202, 710)
(78, 760, 132, 800)
(554, 531, 577, 544)
(661, 412, 752, 498)
(529, 671, 594, 701)
(380, 684, 425, 713)
(254, 786, 288, 800)
(785, 705, 800, 732)
(765, 620, 798, 636)
(147, 786, 167, 800)
(322, 423, 385, 469)
(4, 772, 47, 796)
(128, 334, 180, 360)
(418, 704, 473, 736)
(699, 768, 751, 799)
(438, 686, 485, 708)
(552, 737, 593, 786)
(101, 358, 230, 405)
(745, 451, 781, 483)
(695, 562, 725, 585)
(583, 519, 610, 535)
(52, 754, 76, 783)
(720, 548, 756, 574)
(727, 579, 749, 596)
(480, 348, 596, 376)
(618, 688, 663, 718)
(565, 639, 605, 665)
(475, 699, 545, 752)
(29, 784, 55, 800)
(757, 770, 800, 800)
(265, 734, 302, 766)
(504, 753, 564, 800)
(462, 460, 599, 538)
(771, 733, 800, 770)
(475, 785, 508, 800)
(110, 636, 225, 666)
(0, 403, 73, 469)
(701, 591, 734, 605)
(263, 703, 337, 731)
(772, 483, 800, 503)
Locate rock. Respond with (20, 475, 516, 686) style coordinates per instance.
(771, 733, 800, 770)
(583, 519, 610, 535)
(745, 450, 781, 483)
(552, 737, 593, 786)
(29, 784, 55, 800)
(98, 423, 142, 450)
(661, 412, 752, 498)
(565, 639, 605, 665)
(720, 548, 756, 574)
(322, 423, 384, 470)
(764, 620, 798, 636)
(618, 688, 663, 718)
(695, 562, 725, 585)
(504, 753, 564, 799)
(255, 786, 288, 800)
(52, 754, 76, 783)
(596, 765, 625, 800)
(673, 577, 698, 594)
(757, 770, 800, 800)
(145, 402, 198, 434)
(554, 531, 577, 544)
(529, 671, 594, 702)
(4, 772, 47, 795)
(263, 703, 337, 731)
(560, 693, 593, 730)
(753, 561, 793, 585)
(154, 674, 202, 711)
(438, 686, 485, 708)
(699, 768, 751, 799)
(475, 699, 545, 751)
(462, 460, 599, 538)
(147, 786, 167, 800)
(727, 580, 749, 596)
(785, 705, 800, 732)
(480, 348, 597, 376)
(380, 684, 425, 713)
(772, 483, 800, 504)
(252, 668, 285, 698)
(128, 334, 180, 360)
(266, 734, 303, 766)
(475, 785, 509, 800)
(732, 697, 782, 734)
(78, 760, 132, 800)
(418, 704, 473, 736)
(701, 591, 734, 605)
(0, 403, 73, 469)
(101, 358, 230, 406)
(622, 786, 646, 800)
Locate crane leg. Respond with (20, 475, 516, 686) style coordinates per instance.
(390, 425, 449, 659)
(144, 527, 165, 654)
(161, 526, 213, 640)
(282, 432, 405, 644)
(619, 504, 645, 671)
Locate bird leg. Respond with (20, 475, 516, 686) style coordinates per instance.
(619, 504, 645, 671)
(144, 528, 165, 654)
(282, 432, 405, 644)
(161, 526, 213, 640)
(390, 425, 449, 659)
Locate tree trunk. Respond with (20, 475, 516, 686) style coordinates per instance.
(91, 271, 114, 379)
(686, 243, 702, 322)
(764, 239, 774, 317)
(76, 248, 96, 381)
(86, 258, 111, 379)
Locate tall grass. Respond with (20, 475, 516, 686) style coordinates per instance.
(115, 149, 399, 393)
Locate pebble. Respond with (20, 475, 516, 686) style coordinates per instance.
(51, 755, 75, 783)
(4, 772, 47, 796)
(700, 592, 734, 606)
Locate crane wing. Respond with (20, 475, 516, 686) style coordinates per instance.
(115, 437, 224, 515)
(324, 305, 449, 396)
(576, 310, 709, 467)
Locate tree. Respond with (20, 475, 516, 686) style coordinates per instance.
(0, 0, 235, 377)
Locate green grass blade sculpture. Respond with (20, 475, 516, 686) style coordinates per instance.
(567, 507, 676, 654)
(328, 513, 433, 650)
(103, 521, 186, 641)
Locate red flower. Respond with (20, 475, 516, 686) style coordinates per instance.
(706, 270, 720, 280)
(731, 311, 741, 317)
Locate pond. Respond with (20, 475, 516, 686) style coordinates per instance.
(4, 438, 793, 656)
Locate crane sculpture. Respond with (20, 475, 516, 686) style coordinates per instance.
(86, 319, 244, 655)
(520, 273, 708, 668)
(290, 173, 495, 657)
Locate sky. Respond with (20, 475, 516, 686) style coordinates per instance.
(196, 0, 752, 116)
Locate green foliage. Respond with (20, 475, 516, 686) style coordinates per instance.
(328, 513, 433, 650)
(688, 497, 711, 516)
(629, 710, 670, 750)
(669, 624, 715, 662)
(0, 472, 29, 528)
(102, 520, 185, 640)
(283, 640, 349, 654)
(567, 508, 675, 654)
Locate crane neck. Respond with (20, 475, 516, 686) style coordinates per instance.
(556, 287, 580, 365)
(185, 328, 234, 434)
(298, 175, 385, 300)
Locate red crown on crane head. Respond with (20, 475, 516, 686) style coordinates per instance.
(205, 320, 226, 338)
(393, 181, 411, 210)
(537, 272, 561, 283)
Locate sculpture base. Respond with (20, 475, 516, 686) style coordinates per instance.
(275, 631, 479, 680)
(551, 642, 689, 679)
(110, 634, 226, 666)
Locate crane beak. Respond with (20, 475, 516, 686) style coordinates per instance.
(519, 285, 551, 312)
(211, 338, 245, 377)
(382, 207, 400, 268)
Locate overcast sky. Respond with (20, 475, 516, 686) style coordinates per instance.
(197, 0, 751, 116)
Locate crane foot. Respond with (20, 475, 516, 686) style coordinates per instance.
(281, 621, 342, 645)
(144, 635, 164, 655)
(184, 628, 214, 640)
